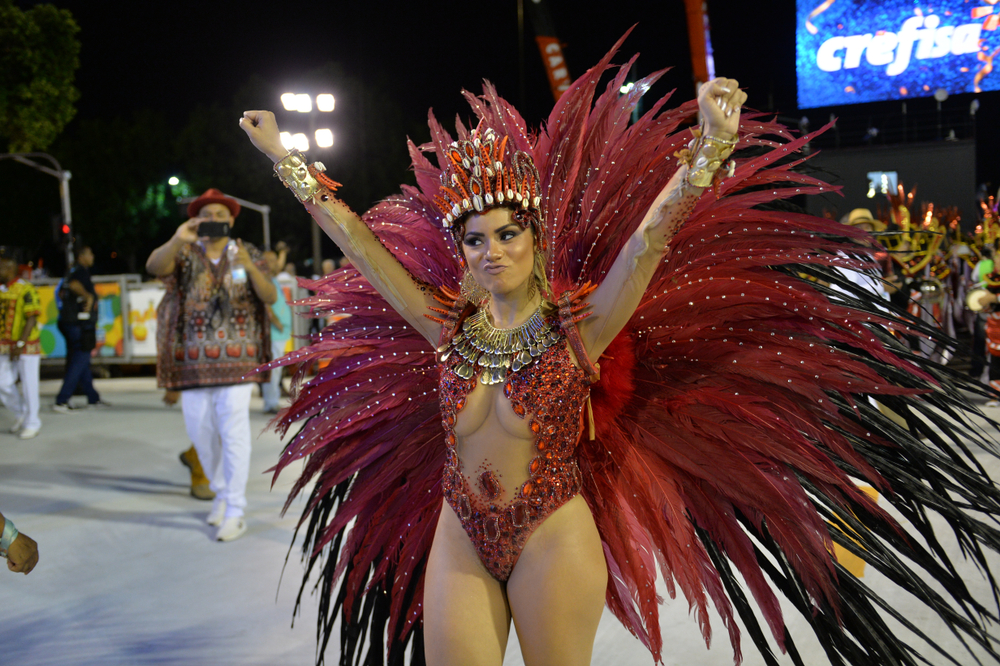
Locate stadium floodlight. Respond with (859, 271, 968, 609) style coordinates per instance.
(316, 94, 335, 112)
(315, 129, 334, 148)
(281, 93, 299, 111)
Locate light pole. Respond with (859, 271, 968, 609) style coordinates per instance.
(280, 92, 335, 275)
(1, 153, 73, 268)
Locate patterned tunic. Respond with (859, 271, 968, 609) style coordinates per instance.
(156, 242, 270, 389)
(0, 279, 41, 355)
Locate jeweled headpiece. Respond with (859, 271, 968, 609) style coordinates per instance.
(432, 125, 544, 239)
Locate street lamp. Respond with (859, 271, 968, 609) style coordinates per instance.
(280, 91, 336, 273)
(316, 94, 335, 112)
(1, 152, 74, 266)
(279, 92, 335, 151)
(279, 132, 310, 152)
(315, 129, 334, 148)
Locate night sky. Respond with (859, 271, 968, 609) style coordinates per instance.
(46, 0, 799, 133)
(13, 0, 1000, 272)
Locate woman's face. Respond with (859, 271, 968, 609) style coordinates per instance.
(461, 207, 535, 299)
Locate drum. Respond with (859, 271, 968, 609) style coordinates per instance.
(967, 288, 990, 312)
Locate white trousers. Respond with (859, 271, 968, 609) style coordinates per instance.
(0, 354, 40, 431)
(181, 384, 254, 518)
(261, 339, 286, 412)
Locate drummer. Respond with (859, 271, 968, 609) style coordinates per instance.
(972, 265, 1000, 403)
(970, 247, 994, 381)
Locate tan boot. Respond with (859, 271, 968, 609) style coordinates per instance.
(179, 445, 215, 501)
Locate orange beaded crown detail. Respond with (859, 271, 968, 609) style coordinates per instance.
(433, 126, 544, 232)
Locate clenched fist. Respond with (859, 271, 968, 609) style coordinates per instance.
(239, 111, 288, 163)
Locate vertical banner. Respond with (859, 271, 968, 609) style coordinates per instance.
(34, 279, 126, 360)
(93, 282, 124, 358)
(535, 36, 572, 100)
(684, 0, 716, 90)
(35, 285, 65, 358)
(128, 284, 165, 358)
(525, 0, 571, 101)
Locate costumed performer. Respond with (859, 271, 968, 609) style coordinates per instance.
(243, 64, 744, 666)
(242, 37, 1000, 666)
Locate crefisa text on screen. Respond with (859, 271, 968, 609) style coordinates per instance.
(796, 0, 1000, 108)
(815, 15, 981, 76)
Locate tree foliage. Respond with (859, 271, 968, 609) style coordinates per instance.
(0, 0, 81, 153)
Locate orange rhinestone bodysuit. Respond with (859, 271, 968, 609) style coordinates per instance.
(438, 311, 591, 581)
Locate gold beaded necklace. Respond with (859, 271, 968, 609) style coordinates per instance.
(439, 302, 562, 385)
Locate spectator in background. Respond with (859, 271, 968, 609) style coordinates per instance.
(262, 249, 292, 414)
(0, 510, 38, 574)
(279, 262, 295, 281)
(54, 246, 107, 412)
(0, 257, 42, 439)
(146, 188, 276, 541)
(976, 245, 995, 284)
(971, 246, 995, 380)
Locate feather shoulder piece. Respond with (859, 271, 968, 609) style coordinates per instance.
(267, 34, 1000, 666)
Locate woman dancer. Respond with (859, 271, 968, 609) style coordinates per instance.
(242, 39, 1000, 666)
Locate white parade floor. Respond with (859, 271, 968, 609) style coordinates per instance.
(1, 377, 999, 665)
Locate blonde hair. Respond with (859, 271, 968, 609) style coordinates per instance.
(533, 249, 552, 300)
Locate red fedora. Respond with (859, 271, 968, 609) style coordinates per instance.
(188, 188, 240, 219)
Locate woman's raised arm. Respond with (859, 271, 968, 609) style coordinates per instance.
(240, 110, 443, 345)
(576, 79, 747, 360)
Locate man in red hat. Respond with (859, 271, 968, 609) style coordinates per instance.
(146, 188, 276, 541)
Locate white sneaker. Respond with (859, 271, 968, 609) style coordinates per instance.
(987, 400, 1000, 408)
(215, 516, 247, 542)
(52, 403, 74, 414)
(18, 427, 40, 440)
(9, 416, 24, 433)
(206, 498, 227, 526)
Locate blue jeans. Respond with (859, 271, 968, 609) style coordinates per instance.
(56, 323, 100, 405)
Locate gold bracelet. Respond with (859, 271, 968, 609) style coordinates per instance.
(274, 149, 326, 203)
(678, 126, 738, 189)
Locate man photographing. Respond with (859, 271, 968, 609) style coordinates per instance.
(146, 189, 275, 541)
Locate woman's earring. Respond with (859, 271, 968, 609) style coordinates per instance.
(460, 269, 489, 305)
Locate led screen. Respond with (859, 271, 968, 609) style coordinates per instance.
(797, 0, 1000, 108)
(866, 171, 898, 198)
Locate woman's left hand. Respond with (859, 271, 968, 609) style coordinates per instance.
(698, 77, 747, 139)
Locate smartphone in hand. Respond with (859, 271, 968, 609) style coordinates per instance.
(198, 221, 230, 238)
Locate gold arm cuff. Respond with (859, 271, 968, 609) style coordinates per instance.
(274, 149, 325, 203)
(681, 127, 738, 189)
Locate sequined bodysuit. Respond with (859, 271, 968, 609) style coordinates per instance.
(438, 309, 592, 581)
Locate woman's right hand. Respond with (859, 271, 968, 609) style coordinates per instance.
(239, 110, 288, 163)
